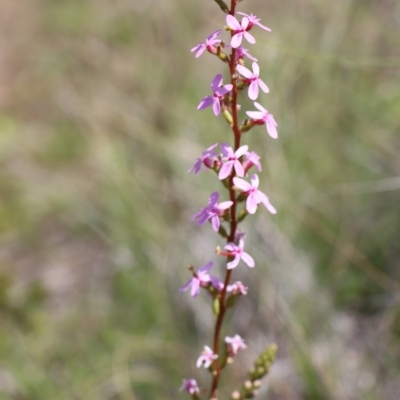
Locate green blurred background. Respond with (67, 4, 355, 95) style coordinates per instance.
(0, 0, 399, 399)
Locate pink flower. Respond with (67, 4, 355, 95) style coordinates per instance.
(237, 12, 272, 32)
(243, 151, 262, 173)
(180, 262, 213, 297)
(246, 102, 278, 139)
(210, 276, 224, 291)
(219, 143, 248, 180)
(191, 30, 221, 58)
(196, 345, 218, 368)
(188, 143, 218, 175)
(227, 281, 248, 295)
(226, 45, 258, 62)
(236, 62, 269, 100)
(198, 74, 233, 116)
(192, 191, 233, 232)
(224, 241, 255, 269)
(225, 334, 247, 355)
(226, 15, 256, 48)
(233, 174, 277, 215)
(180, 378, 200, 395)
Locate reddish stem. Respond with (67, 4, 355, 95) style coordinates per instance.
(209, 1, 241, 398)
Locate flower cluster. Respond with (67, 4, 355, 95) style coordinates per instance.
(181, 5, 278, 399)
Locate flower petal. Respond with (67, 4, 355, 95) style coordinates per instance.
(233, 177, 252, 191)
(266, 120, 278, 138)
(252, 62, 260, 77)
(246, 111, 264, 120)
(234, 160, 244, 177)
(236, 64, 253, 79)
(241, 252, 255, 268)
(231, 33, 243, 49)
(250, 174, 259, 188)
(227, 255, 240, 269)
(235, 145, 249, 158)
(258, 79, 269, 93)
(226, 15, 241, 30)
(246, 194, 258, 214)
(244, 31, 256, 44)
(213, 98, 221, 116)
(248, 81, 259, 100)
(197, 96, 214, 110)
(211, 74, 223, 92)
(254, 102, 266, 112)
(219, 162, 233, 180)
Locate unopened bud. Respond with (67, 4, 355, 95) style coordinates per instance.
(231, 391, 241, 399)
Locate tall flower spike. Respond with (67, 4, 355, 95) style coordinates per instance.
(219, 142, 248, 180)
(226, 15, 256, 48)
(191, 30, 221, 58)
(197, 74, 233, 116)
(236, 62, 269, 101)
(192, 191, 233, 232)
(237, 12, 272, 32)
(246, 102, 278, 139)
(233, 174, 277, 215)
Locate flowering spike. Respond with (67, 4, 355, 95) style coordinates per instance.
(184, 3, 279, 397)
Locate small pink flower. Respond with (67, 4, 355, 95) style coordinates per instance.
(227, 281, 248, 295)
(226, 46, 258, 62)
(192, 191, 233, 232)
(233, 174, 277, 215)
(226, 15, 256, 48)
(210, 276, 224, 291)
(180, 378, 200, 395)
(198, 74, 233, 116)
(219, 143, 248, 180)
(237, 12, 272, 32)
(225, 334, 247, 355)
(180, 262, 213, 297)
(243, 151, 262, 173)
(246, 102, 278, 139)
(191, 30, 221, 58)
(236, 62, 269, 100)
(224, 241, 255, 269)
(196, 346, 218, 368)
(188, 143, 218, 175)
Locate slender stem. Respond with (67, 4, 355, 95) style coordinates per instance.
(209, 1, 240, 398)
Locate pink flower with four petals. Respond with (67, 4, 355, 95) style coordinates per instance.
(226, 15, 256, 48)
(188, 143, 218, 175)
(224, 241, 255, 269)
(233, 174, 277, 215)
(246, 102, 278, 139)
(180, 379, 200, 395)
(180, 262, 213, 297)
(225, 334, 247, 355)
(236, 62, 269, 100)
(198, 74, 233, 116)
(192, 191, 233, 232)
(219, 142, 248, 180)
(191, 30, 221, 58)
(196, 346, 218, 368)
(237, 12, 272, 32)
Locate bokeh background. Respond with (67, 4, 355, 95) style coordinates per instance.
(1, 0, 400, 399)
